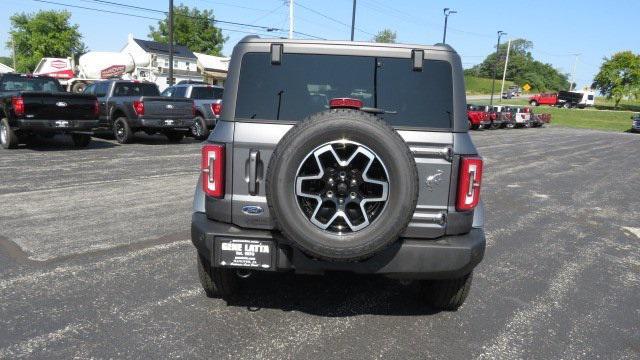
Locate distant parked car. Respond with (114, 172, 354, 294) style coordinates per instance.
(476, 105, 502, 129)
(509, 107, 531, 128)
(161, 82, 223, 140)
(529, 90, 595, 108)
(492, 105, 514, 128)
(632, 114, 640, 132)
(467, 104, 490, 130)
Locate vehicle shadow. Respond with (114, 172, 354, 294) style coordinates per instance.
(15, 135, 118, 151)
(225, 272, 442, 317)
(92, 131, 203, 145)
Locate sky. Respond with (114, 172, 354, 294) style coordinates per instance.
(1, 0, 639, 89)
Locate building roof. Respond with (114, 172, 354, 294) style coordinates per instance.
(0, 63, 15, 73)
(194, 52, 229, 72)
(132, 38, 197, 59)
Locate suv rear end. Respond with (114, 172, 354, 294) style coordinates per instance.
(191, 37, 485, 310)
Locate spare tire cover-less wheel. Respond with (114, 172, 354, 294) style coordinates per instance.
(266, 109, 419, 261)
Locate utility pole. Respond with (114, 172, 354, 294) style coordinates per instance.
(442, 8, 457, 44)
(568, 53, 580, 91)
(500, 38, 512, 98)
(168, 0, 174, 86)
(350, 0, 357, 41)
(489, 30, 506, 107)
(11, 34, 17, 70)
(289, 0, 294, 39)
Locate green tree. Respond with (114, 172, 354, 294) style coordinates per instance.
(6, 10, 86, 73)
(464, 38, 570, 92)
(0, 57, 13, 68)
(149, 4, 226, 56)
(373, 29, 396, 43)
(592, 51, 640, 108)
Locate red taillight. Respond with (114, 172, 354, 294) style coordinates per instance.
(456, 156, 483, 211)
(211, 103, 222, 116)
(201, 144, 225, 198)
(12, 96, 25, 117)
(92, 100, 100, 117)
(329, 98, 363, 109)
(133, 100, 144, 116)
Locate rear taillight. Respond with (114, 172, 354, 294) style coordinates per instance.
(201, 144, 225, 198)
(92, 100, 100, 117)
(133, 100, 144, 116)
(12, 96, 25, 117)
(329, 98, 363, 109)
(456, 156, 483, 211)
(211, 103, 222, 116)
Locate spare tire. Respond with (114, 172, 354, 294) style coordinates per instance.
(266, 109, 419, 261)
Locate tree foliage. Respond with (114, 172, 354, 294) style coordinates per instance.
(463, 38, 570, 92)
(6, 10, 86, 73)
(0, 57, 12, 68)
(373, 29, 396, 44)
(592, 51, 640, 108)
(149, 5, 227, 56)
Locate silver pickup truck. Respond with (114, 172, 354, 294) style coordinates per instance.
(162, 82, 223, 140)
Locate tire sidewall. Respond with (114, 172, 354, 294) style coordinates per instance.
(267, 110, 418, 261)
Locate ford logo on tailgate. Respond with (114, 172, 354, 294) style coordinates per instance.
(166, 104, 174, 109)
(55, 102, 68, 107)
(242, 205, 264, 215)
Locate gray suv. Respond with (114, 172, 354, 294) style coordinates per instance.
(191, 36, 486, 310)
(162, 82, 223, 140)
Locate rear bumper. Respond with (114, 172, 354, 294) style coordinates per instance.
(12, 119, 99, 132)
(135, 118, 194, 129)
(191, 212, 485, 279)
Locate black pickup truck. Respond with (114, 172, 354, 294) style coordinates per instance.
(84, 80, 194, 144)
(0, 73, 99, 149)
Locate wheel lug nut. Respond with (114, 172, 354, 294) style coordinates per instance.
(350, 192, 357, 198)
(326, 191, 333, 197)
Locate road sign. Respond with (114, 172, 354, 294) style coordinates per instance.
(522, 83, 531, 92)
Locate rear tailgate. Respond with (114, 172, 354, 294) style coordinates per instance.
(140, 96, 193, 119)
(20, 91, 96, 120)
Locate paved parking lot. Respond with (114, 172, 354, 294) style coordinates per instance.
(0, 127, 638, 359)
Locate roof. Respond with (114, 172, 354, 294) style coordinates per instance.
(194, 52, 229, 72)
(0, 63, 15, 73)
(132, 38, 197, 59)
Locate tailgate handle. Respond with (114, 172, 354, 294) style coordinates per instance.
(248, 149, 260, 195)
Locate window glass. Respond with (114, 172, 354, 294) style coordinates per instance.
(83, 83, 96, 95)
(113, 82, 159, 96)
(235, 53, 453, 128)
(161, 86, 174, 97)
(172, 86, 187, 98)
(95, 82, 109, 97)
(0, 76, 63, 92)
(191, 86, 224, 99)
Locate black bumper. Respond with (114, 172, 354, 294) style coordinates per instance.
(13, 119, 99, 132)
(134, 118, 194, 130)
(191, 212, 485, 280)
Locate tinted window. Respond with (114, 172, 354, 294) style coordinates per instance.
(113, 82, 159, 96)
(95, 82, 109, 97)
(0, 76, 63, 92)
(161, 86, 174, 97)
(83, 83, 96, 95)
(172, 86, 187, 98)
(235, 53, 452, 128)
(191, 86, 223, 99)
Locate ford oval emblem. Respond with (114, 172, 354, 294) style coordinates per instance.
(242, 205, 264, 215)
(55, 101, 68, 107)
(166, 104, 174, 109)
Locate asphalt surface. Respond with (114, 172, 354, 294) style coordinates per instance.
(0, 128, 638, 359)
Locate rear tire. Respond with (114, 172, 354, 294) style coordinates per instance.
(165, 131, 184, 143)
(196, 254, 239, 298)
(529, 100, 538, 106)
(71, 133, 91, 148)
(0, 118, 19, 149)
(113, 117, 134, 144)
(71, 81, 86, 93)
(191, 116, 210, 140)
(421, 272, 473, 311)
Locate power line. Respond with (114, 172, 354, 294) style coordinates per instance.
(295, 1, 375, 37)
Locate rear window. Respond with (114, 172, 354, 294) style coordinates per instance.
(191, 86, 223, 99)
(113, 82, 159, 96)
(235, 53, 453, 129)
(0, 76, 63, 92)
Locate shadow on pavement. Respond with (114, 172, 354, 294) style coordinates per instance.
(14, 135, 118, 151)
(225, 271, 442, 317)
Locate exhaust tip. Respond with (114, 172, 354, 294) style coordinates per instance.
(236, 269, 252, 278)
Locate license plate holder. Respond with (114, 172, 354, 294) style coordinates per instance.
(215, 238, 275, 270)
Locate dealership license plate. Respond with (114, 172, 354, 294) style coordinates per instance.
(215, 239, 274, 270)
(164, 119, 175, 126)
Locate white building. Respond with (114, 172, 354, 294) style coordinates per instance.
(120, 34, 203, 91)
(0, 63, 15, 74)
(194, 52, 230, 85)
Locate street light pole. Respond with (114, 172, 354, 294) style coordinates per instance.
(350, 0, 357, 41)
(489, 30, 506, 107)
(568, 53, 580, 91)
(500, 38, 512, 98)
(442, 8, 457, 44)
(168, 0, 174, 86)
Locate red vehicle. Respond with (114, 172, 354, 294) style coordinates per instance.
(466, 104, 490, 130)
(529, 93, 557, 106)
